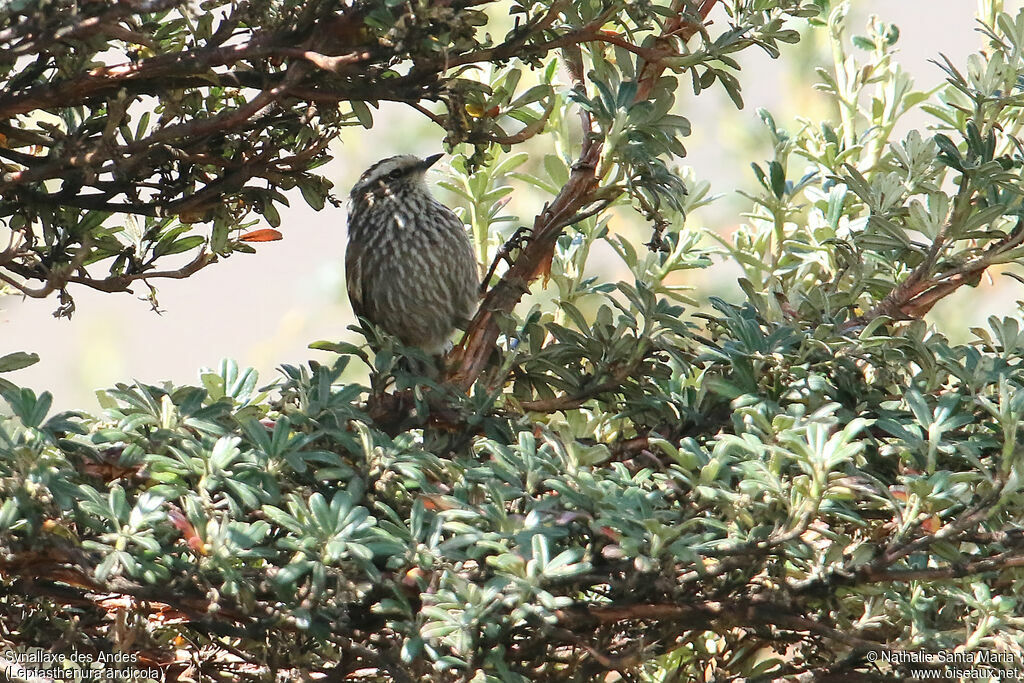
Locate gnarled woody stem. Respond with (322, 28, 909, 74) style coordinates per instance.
(447, 0, 721, 391)
(448, 137, 603, 390)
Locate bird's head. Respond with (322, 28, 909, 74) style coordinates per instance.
(350, 153, 443, 202)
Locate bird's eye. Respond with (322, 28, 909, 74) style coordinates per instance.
(388, 169, 404, 179)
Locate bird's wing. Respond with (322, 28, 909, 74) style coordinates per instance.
(345, 239, 368, 320)
(436, 206, 481, 317)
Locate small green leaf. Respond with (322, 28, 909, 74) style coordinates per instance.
(0, 352, 40, 373)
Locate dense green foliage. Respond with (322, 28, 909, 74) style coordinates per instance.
(3, 0, 1024, 681)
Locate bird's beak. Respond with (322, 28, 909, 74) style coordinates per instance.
(421, 153, 444, 169)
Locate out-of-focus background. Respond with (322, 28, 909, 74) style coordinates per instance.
(0, 2, 1004, 410)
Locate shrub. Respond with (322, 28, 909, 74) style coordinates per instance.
(1, 0, 1023, 681)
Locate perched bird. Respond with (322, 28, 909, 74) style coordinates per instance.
(345, 154, 480, 355)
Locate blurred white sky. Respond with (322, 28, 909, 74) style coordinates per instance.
(0, 1, 1001, 410)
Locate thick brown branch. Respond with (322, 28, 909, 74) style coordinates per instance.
(448, 137, 603, 389)
(0, 2, 646, 125)
(793, 542, 1024, 602)
(326, 637, 416, 683)
(875, 493, 1003, 568)
(1, 67, 302, 193)
(853, 202, 1024, 328)
(0, 0, 180, 57)
(0, 42, 268, 119)
(517, 357, 641, 412)
(858, 551, 1024, 583)
(555, 599, 887, 652)
(446, 0, 721, 391)
(517, 377, 626, 412)
(636, 0, 720, 100)
(443, 1, 569, 69)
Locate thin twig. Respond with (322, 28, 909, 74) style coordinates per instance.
(64, 250, 216, 293)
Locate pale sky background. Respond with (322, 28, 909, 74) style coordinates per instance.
(0, 1, 1007, 410)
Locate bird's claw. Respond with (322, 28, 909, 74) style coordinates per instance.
(481, 227, 534, 294)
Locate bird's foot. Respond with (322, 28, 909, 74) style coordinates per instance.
(481, 227, 533, 294)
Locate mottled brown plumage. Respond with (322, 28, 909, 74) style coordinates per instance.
(346, 154, 480, 354)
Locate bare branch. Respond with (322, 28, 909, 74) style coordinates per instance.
(64, 249, 217, 294)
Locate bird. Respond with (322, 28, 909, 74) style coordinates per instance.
(345, 153, 480, 356)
